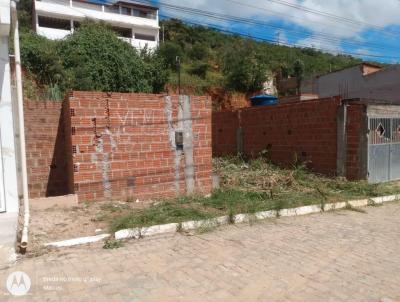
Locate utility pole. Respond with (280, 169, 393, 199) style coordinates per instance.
(176, 56, 181, 95)
(162, 24, 165, 43)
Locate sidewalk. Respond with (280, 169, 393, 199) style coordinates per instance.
(1, 203, 400, 301)
(0, 212, 18, 269)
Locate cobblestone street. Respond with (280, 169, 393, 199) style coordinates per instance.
(1, 203, 400, 302)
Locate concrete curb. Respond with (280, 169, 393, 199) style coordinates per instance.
(113, 194, 400, 240)
(45, 234, 111, 248)
(44, 194, 400, 246)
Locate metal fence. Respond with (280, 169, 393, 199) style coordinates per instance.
(368, 117, 400, 183)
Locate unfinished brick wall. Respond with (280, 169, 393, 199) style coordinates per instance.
(68, 92, 212, 201)
(24, 100, 71, 198)
(213, 97, 344, 176)
(346, 104, 365, 180)
(242, 97, 342, 175)
(212, 111, 239, 156)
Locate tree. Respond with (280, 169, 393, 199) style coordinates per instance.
(293, 59, 305, 93)
(222, 41, 268, 93)
(159, 41, 183, 70)
(17, 0, 32, 31)
(189, 42, 209, 61)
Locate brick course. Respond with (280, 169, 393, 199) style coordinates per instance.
(68, 92, 212, 201)
(345, 104, 364, 180)
(212, 97, 366, 178)
(24, 100, 71, 198)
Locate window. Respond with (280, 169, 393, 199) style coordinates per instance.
(112, 26, 132, 38)
(135, 33, 156, 41)
(121, 6, 131, 15)
(146, 12, 157, 19)
(38, 16, 71, 30)
(132, 9, 148, 18)
(104, 5, 119, 13)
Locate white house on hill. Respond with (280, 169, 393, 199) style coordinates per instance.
(33, 0, 159, 49)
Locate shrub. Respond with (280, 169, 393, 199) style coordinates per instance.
(188, 62, 209, 78)
(189, 42, 209, 61)
(222, 41, 267, 92)
(20, 32, 66, 89)
(58, 21, 154, 92)
(20, 21, 169, 96)
(158, 41, 183, 69)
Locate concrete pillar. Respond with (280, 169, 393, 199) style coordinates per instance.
(181, 95, 195, 194)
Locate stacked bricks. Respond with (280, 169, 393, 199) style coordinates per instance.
(345, 104, 365, 180)
(212, 110, 240, 156)
(213, 97, 345, 176)
(68, 91, 212, 201)
(241, 97, 342, 176)
(24, 100, 71, 198)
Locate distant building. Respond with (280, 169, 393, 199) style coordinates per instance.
(33, 0, 159, 50)
(302, 63, 400, 102)
(262, 71, 278, 96)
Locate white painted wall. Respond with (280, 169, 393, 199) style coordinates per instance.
(34, 0, 159, 50)
(37, 26, 71, 40)
(0, 0, 19, 214)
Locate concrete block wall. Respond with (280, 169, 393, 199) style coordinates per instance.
(24, 100, 71, 198)
(68, 92, 212, 201)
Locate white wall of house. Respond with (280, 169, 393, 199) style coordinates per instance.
(0, 0, 19, 214)
(34, 0, 159, 50)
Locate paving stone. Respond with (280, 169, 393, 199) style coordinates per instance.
(1, 203, 400, 301)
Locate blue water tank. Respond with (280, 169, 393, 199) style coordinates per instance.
(250, 95, 278, 106)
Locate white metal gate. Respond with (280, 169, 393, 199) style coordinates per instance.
(0, 130, 5, 212)
(368, 117, 400, 183)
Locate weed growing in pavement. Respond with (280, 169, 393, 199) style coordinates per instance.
(103, 239, 123, 249)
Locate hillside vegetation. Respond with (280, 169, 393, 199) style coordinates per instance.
(160, 19, 362, 95)
(17, 0, 364, 100)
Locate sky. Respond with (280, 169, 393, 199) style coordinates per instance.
(148, 0, 400, 63)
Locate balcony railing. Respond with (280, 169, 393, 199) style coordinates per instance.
(38, 0, 157, 20)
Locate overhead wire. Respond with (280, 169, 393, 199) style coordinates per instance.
(134, 0, 400, 61)
(159, 12, 400, 60)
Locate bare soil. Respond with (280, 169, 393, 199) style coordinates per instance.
(28, 200, 150, 257)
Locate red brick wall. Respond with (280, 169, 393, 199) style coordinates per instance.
(213, 97, 342, 176)
(346, 104, 365, 180)
(212, 111, 239, 156)
(24, 100, 71, 198)
(68, 92, 212, 201)
(242, 97, 341, 175)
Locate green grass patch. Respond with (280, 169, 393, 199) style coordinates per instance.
(103, 239, 124, 249)
(110, 202, 215, 232)
(108, 156, 400, 233)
